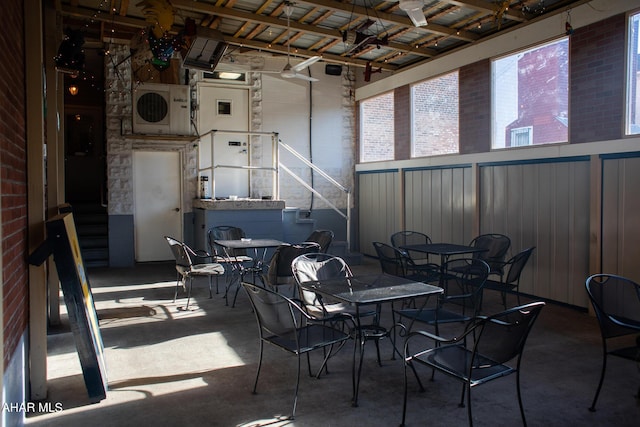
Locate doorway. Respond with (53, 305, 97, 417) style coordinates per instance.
(132, 151, 182, 262)
(65, 106, 108, 267)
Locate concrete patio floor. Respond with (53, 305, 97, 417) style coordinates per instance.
(25, 257, 639, 427)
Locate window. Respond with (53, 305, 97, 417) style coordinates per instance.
(492, 37, 569, 148)
(411, 71, 459, 157)
(510, 127, 533, 146)
(360, 91, 394, 162)
(627, 11, 640, 135)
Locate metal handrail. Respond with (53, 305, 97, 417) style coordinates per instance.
(278, 141, 351, 251)
(279, 141, 349, 193)
(197, 129, 351, 251)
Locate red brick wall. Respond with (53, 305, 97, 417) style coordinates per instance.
(357, 14, 627, 155)
(1, 0, 28, 369)
(394, 85, 410, 160)
(570, 13, 626, 143)
(459, 59, 491, 154)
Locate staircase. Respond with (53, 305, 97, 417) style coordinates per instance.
(71, 202, 109, 268)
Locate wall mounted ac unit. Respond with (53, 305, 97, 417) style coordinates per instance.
(132, 83, 191, 135)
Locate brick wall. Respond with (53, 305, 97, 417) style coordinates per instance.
(459, 59, 491, 154)
(412, 71, 459, 156)
(360, 92, 394, 161)
(570, 13, 626, 143)
(359, 12, 628, 155)
(1, 0, 28, 369)
(394, 85, 410, 160)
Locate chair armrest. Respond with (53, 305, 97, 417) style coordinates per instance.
(405, 319, 482, 349)
(405, 329, 452, 344)
(187, 246, 213, 264)
(289, 296, 355, 324)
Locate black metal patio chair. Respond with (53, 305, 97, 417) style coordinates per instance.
(164, 236, 225, 310)
(585, 273, 640, 412)
(468, 233, 511, 279)
(483, 247, 536, 308)
(242, 281, 353, 420)
(292, 252, 383, 366)
(302, 229, 334, 253)
(393, 257, 490, 337)
(401, 301, 545, 427)
(391, 230, 439, 273)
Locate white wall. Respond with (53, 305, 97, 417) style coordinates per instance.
(261, 59, 354, 209)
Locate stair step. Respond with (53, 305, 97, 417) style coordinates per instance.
(76, 224, 108, 235)
(85, 259, 109, 268)
(68, 202, 109, 267)
(82, 248, 109, 260)
(79, 236, 108, 249)
(74, 213, 108, 225)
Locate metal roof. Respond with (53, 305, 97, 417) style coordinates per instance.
(59, 0, 587, 72)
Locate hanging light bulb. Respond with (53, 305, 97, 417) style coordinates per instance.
(68, 84, 79, 95)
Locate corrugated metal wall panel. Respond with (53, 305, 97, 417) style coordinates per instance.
(357, 171, 401, 256)
(479, 160, 590, 307)
(602, 156, 640, 282)
(403, 167, 474, 244)
(356, 156, 640, 308)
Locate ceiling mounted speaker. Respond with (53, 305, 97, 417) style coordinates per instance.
(325, 64, 342, 76)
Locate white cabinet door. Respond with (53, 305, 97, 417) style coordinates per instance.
(133, 151, 182, 262)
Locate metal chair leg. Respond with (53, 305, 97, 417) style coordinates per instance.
(252, 340, 264, 394)
(185, 277, 193, 310)
(589, 348, 608, 412)
(291, 353, 301, 420)
(516, 370, 528, 427)
(173, 276, 180, 302)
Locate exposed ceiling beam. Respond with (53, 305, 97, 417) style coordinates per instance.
(293, 0, 480, 42)
(444, 0, 527, 22)
(169, 0, 436, 58)
(225, 35, 398, 71)
(59, 4, 397, 70)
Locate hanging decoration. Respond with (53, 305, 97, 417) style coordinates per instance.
(136, 0, 184, 71)
(565, 9, 574, 36)
(55, 28, 86, 75)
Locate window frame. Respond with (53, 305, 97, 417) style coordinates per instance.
(409, 70, 460, 158)
(491, 36, 570, 150)
(625, 9, 640, 136)
(359, 90, 395, 163)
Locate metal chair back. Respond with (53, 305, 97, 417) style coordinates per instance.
(304, 230, 335, 253)
(373, 241, 409, 277)
(207, 225, 247, 257)
(391, 231, 432, 264)
(585, 273, 640, 411)
(469, 234, 511, 276)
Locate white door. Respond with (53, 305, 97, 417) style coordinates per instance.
(197, 85, 249, 198)
(133, 151, 182, 262)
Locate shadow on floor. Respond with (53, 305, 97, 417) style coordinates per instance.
(26, 259, 640, 427)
